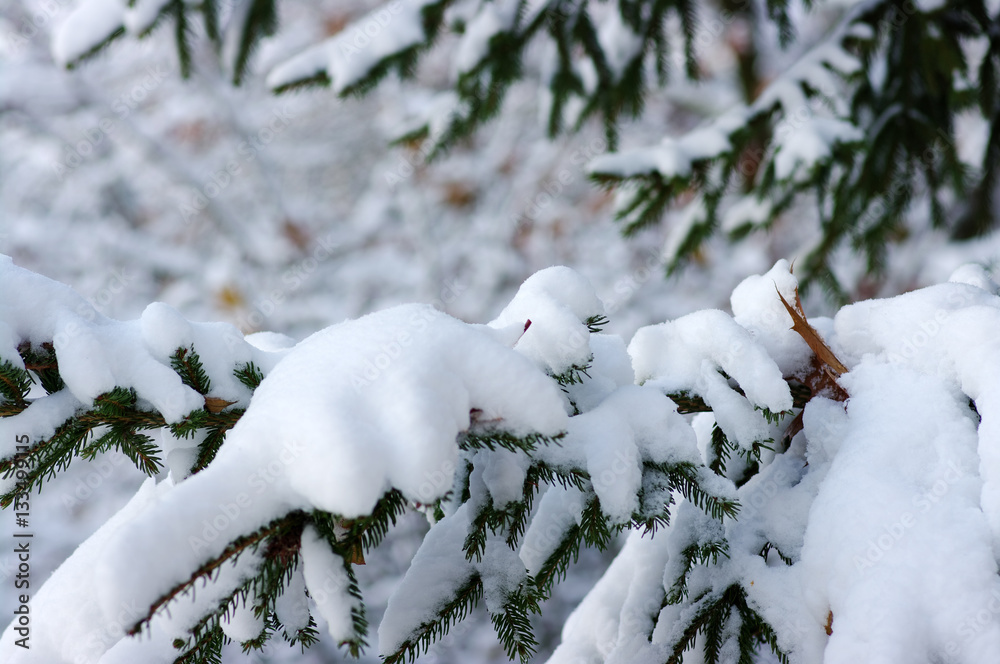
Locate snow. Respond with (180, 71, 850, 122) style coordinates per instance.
(0, 476, 264, 663)
(124, 0, 172, 36)
(479, 537, 527, 615)
(11, 246, 1000, 663)
(772, 117, 863, 182)
(537, 386, 709, 523)
(9, 2, 1000, 660)
(629, 307, 793, 412)
(63, 301, 568, 648)
(721, 195, 774, 234)
(273, 562, 311, 637)
(549, 529, 671, 664)
(0, 257, 209, 422)
(267, 0, 441, 94)
(730, 259, 812, 376)
(379, 503, 478, 655)
(799, 363, 1000, 663)
(480, 449, 528, 509)
(587, 111, 742, 180)
(519, 485, 586, 577)
(220, 596, 264, 643)
(454, 0, 519, 76)
(596, 7, 643, 80)
(489, 266, 605, 376)
(301, 525, 360, 642)
(51, 0, 125, 67)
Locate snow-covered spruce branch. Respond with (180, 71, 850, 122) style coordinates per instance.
(590, 0, 991, 296)
(8, 257, 1000, 663)
(0, 258, 751, 663)
(53, 0, 710, 151)
(50, 1, 1000, 293)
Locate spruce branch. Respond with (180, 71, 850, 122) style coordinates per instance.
(18, 342, 64, 394)
(459, 429, 564, 454)
(234, 362, 264, 391)
(532, 523, 584, 597)
(648, 461, 740, 521)
(666, 584, 789, 664)
(0, 359, 31, 408)
(382, 573, 484, 664)
(665, 540, 731, 605)
(171, 346, 213, 395)
(490, 587, 540, 664)
(129, 512, 309, 638)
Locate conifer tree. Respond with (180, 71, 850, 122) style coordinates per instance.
(9, 2, 1000, 663)
(49, 0, 1000, 298)
(7, 256, 1000, 664)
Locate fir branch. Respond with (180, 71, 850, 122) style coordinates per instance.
(342, 488, 408, 553)
(81, 424, 161, 476)
(171, 346, 212, 395)
(18, 342, 64, 394)
(129, 512, 308, 637)
(464, 460, 549, 561)
(585, 314, 609, 333)
(760, 542, 793, 566)
(549, 360, 593, 387)
(532, 523, 583, 597)
(339, 563, 369, 657)
(490, 587, 540, 664)
(666, 584, 789, 664)
(632, 470, 677, 535)
(0, 358, 31, 407)
(280, 614, 320, 650)
(191, 427, 228, 474)
(667, 381, 811, 414)
(648, 461, 740, 521)
(382, 573, 484, 664)
(234, 362, 264, 391)
(579, 494, 613, 548)
(231, 0, 278, 85)
(459, 429, 564, 454)
(710, 423, 733, 479)
(665, 540, 730, 605)
(173, 624, 226, 664)
(0, 416, 91, 506)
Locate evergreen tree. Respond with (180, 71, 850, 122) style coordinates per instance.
(5, 256, 1000, 664)
(49, 0, 1000, 299)
(7, 2, 1000, 663)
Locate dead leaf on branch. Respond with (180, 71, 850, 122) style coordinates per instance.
(775, 285, 849, 405)
(203, 396, 236, 413)
(776, 287, 847, 376)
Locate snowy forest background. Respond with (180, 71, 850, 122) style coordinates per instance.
(5, 0, 1000, 662)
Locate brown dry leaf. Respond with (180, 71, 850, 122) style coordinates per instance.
(323, 13, 350, 36)
(782, 409, 805, 446)
(282, 219, 311, 252)
(442, 181, 478, 208)
(204, 396, 236, 413)
(825, 610, 834, 636)
(344, 543, 366, 565)
(776, 287, 848, 376)
(776, 286, 849, 402)
(216, 285, 244, 310)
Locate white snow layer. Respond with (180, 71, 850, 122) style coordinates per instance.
(52, 0, 125, 67)
(489, 265, 605, 376)
(589, 8, 863, 188)
(10, 259, 1000, 663)
(454, 0, 520, 76)
(300, 525, 361, 642)
(266, 0, 441, 93)
(629, 305, 793, 447)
